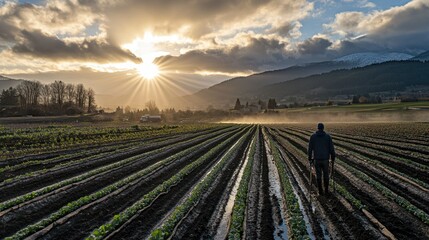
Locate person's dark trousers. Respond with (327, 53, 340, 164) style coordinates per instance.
(315, 159, 329, 195)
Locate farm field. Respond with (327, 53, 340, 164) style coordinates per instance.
(0, 122, 428, 239)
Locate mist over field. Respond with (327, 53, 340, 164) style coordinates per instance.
(221, 111, 429, 124)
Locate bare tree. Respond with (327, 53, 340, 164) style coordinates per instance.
(146, 100, 159, 114)
(16, 81, 42, 109)
(75, 84, 87, 109)
(65, 84, 76, 104)
(87, 88, 96, 113)
(50, 80, 66, 109)
(76, 84, 87, 109)
(16, 83, 27, 109)
(40, 84, 51, 107)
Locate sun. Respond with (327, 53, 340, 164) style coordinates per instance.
(137, 62, 160, 80)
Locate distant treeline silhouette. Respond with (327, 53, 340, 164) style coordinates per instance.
(0, 80, 96, 117)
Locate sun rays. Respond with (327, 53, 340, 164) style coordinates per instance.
(136, 62, 160, 80)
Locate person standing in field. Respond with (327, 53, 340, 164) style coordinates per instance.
(308, 123, 336, 196)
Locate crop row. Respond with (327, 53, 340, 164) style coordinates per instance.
(279, 128, 429, 187)
(265, 130, 309, 239)
(289, 127, 429, 165)
(85, 126, 252, 240)
(4, 126, 246, 240)
(0, 127, 240, 205)
(335, 157, 429, 224)
(148, 127, 254, 239)
(269, 127, 429, 238)
(276, 128, 429, 201)
(265, 128, 367, 238)
(227, 130, 257, 239)
(292, 122, 428, 143)
(266, 128, 392, 239)
(1, 125, 235, 187)
(0, 124, 220, 160)
(0, 129, 245, 238)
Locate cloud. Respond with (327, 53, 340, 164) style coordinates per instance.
(86, 0, 312, 44)
(11, 30, 141, 63)
(0, 1, 141, 63)
(342, 0, 375, 8)
(155, 36, 294, 74)
(298, 37, 332, 55)
(0, 0, 313, 67)
(327, 0, 429, 54)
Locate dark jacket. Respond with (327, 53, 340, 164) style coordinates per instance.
(308, 130, 335, 161)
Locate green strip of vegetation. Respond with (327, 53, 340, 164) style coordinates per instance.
(337, 158, 429, 225)
(4, 128, 241, 240)
(0, 124, 220, 160)
(281, 128, 429, 189)
(0, 146, 164, 212)
(227, 130, 257, 239)
(267, 132, 309, 239)
(0, 126, 235, 186)
(331, 182, 364, 210)
(148, 127, 253, 240)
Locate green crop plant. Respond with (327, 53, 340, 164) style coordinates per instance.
(148, 127, 254, 240)
(266, 133, 309, 240)
(85, 127, 251, 240)
(4, 128, 243, 240)
(227, 132, 257, 240)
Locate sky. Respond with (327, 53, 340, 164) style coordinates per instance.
(0, 0, 428, 108)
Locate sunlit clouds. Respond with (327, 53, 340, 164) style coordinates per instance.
(0, 0, 427, 108)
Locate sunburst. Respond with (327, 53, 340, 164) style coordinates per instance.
(136, 62, 160, 80)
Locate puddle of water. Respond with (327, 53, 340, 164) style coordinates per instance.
(277, 148, 331, 240)
(214, 137, 255, 240)
(264, 140, 289, 240)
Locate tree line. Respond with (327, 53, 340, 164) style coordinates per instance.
(0, 80, 96, 117)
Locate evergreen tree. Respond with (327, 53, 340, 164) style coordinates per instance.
(267, 98, 277, 109)
(234, 98, 242, 110)
(0, 87, 19, 106)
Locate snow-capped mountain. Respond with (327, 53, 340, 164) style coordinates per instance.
(411, 50, 429, 61)
(333, 52, 413, 67)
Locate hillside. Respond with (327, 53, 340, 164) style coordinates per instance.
(0, 75, 24, 91)
(255, 61, 429, 99)
(187, 52, 417, 108)
(333, 52, 412, 67)
(186, 61, 352, 107)
(412, 50, 429, 61)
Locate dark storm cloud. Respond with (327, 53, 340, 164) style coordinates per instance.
(298, 37, 332, 55)
(0, 1, 141, 63)
(155, 37, 293, 73)
(11, 30, 141, 63)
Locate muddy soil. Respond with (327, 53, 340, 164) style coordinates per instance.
(269, 129, 384, 240)
(280, 128, 429, 213)
(272, 128, 429, 239)
(0, 129, 241, 239)
(335, 166, 429, 240)
(339, 154, 429, 213)
(244, 129, 274, 240)
(0, 127, 209, 168)
(280, 128, 429, 184)
(39, 129, 244, 240)
(0, 127, 236, 202)
(103, 130, 247, 240)
(171, 128, 254, 239)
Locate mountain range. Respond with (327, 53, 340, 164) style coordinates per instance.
(185, 51, 429, 108)
(256, 61, 429, 100)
